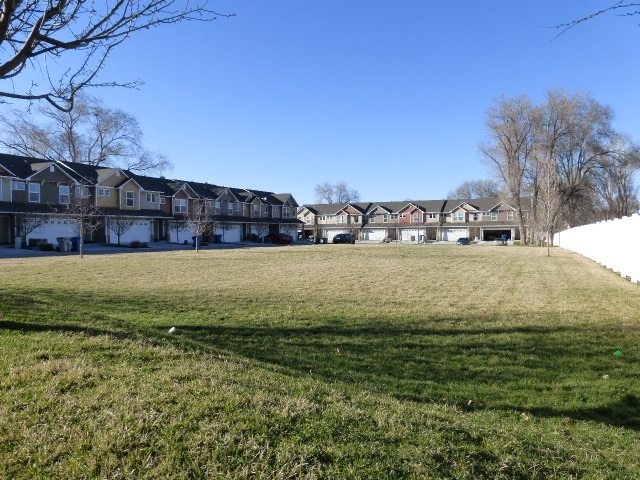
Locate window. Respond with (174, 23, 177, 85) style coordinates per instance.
(160, 197, 166, 204)
(453, 212, 464, 222)
(29, 183, 40, 202)
(507, 211, 514, 220)
(76, 186, 89, 197)
(174, 198, 187, 213)
(253, 205, 260, 216)
(273, 206, 280, 217)
(59, 185, 70, 204)
(383, 214, 388, 223)
(491, 212, 498, 221)
(283, 207, 291, 218)
(215, 201, 221, 214)
(262, 205, 269, 215)
(235, 202, 241, 212)
(126, 191, 136, 207)
(11, 181, 25, 190)
(429, 213, 437, 219)
(390, 214, 397, 220)
(337, 215, 346, 223)
(146, 193, 157, 203)
(413, 213, 420, 222)
(483, 211, 490, 217)
(399, 213, 406, 218)
(306, 216, 313, 224)
(98, 188, 111, 197)
(367, 214, 374, 223)
(228, 203, 234, 215)
(473, 213, 479, 221)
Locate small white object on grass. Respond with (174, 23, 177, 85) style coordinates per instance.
(169, 327, 176, 333)
(602, 374, 609, 379)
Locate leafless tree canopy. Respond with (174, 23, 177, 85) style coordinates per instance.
(0, 1, 230, 111)
(480, 90, 640, 243)
(0, 92, 171, 173)
(314, 181, 360, 204)
(447, 179, 502, 199)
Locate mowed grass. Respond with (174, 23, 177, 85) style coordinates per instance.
(1, 244, 639, 479)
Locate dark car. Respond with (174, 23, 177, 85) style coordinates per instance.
(332, 233, 355, 244)
(262, 233, 292, 244)
(456, 237, 471, 245)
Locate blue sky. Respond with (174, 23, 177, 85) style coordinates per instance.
(72, 2, 640, 205)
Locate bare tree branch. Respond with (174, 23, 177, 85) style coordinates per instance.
(552, 2, 640, 40)
(0, 1, 234, 110)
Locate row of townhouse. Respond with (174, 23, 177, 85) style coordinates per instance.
(298, 198, 530, 242)
(0, 153, 302, 247)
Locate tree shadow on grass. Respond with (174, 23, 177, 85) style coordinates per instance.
(159, 323, 640, 430)
(3, 299, 638, 431)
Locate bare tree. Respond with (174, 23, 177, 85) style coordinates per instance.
(480, 95, 536, 244)
(0, 1, 231, 111)
(14, 212, 45, 247)
(592, 138, 640, 219)
(107, 215, 135, 246)
(314, 181, 360, 204)
(185, 200, 213, 252)
(64, 188, 104, 258)
(447, 179, 502, 199)
(0, 93, 171, 174)
(169, 216, 188, 245)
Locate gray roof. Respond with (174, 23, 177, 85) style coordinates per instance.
(301, 197, 523, 215)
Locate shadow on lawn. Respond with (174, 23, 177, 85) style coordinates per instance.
(2, 308, 638, 430)
(162, 323, 640, 430)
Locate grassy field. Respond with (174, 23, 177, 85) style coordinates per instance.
(1, 243, 639, 479)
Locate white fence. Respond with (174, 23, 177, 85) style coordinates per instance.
(553, 214, 640, 283)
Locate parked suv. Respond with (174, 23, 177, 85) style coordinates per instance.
(332, 233, 355, 244)
(456, 237, 471, 245)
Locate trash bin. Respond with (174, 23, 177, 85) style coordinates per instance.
(315, 237, 321, 244)
(322, 237, 328, 244)
(70, 237, 80, 251)
(57, 237, 71, 252)
(192, 236, 202, 247)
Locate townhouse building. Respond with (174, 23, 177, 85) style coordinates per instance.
(298, 198, 529, 243)
(0, 153, 301, 247)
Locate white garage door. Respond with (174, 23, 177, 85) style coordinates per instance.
(219, 225, 241, 242)
(108, 220, 151, 245)
(442, 228, 468, 241)
(361, 228, 386, 241)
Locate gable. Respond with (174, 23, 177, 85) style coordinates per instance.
(30, 163, 75, 183)
(397, 203, 423, 214)
(99, 170, 128, 187)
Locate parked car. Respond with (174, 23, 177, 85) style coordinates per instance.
(456, 237, 471, 245)
(332, 233, 355, 244)
(262, 233, 292, 244)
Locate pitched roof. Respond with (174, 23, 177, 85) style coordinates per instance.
(301, 198, 523, 215)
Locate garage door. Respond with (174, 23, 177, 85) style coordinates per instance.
(442, 228, 468, 241)
(361, 228, 386, 241)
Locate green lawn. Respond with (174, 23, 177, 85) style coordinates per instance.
(1, 244, 639, 479)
